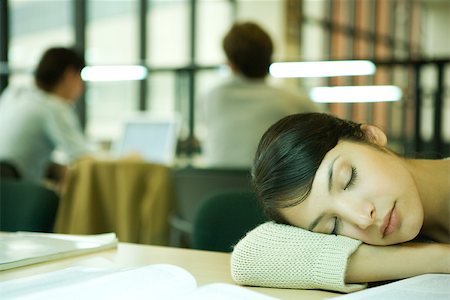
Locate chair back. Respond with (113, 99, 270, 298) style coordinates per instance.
(169, 167, 252, 247)
(191, 190, 266, 252)
(0, 161, 21, 179)
(0, 179, 59, 232)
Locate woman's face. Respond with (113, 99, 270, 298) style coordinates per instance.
(60, 68, 84, 102)
(280, 140, 424, 245)
(68, 69, 84, 101)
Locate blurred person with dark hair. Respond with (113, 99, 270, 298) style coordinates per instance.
(0, 47, 91, 183)
(201, 21, 319, 168)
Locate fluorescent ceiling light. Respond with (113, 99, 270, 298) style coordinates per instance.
(310, 85, 402, 103)
(269, 60, 376, 78)
(81, 65, 148, 81)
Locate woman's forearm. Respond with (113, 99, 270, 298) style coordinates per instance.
(346, 243, 450, 283)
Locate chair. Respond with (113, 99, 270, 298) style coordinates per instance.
(0, 179, 59, 232)
(169, 167, 252, 247)
(0, 161, 21, 179)
(191, 190, 267, 252)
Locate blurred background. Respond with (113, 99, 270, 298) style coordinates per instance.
(1, 0, 449, 159)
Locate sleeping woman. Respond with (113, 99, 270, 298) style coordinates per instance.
(231, 112, 449, 293)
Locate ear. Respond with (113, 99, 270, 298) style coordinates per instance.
(360, 124, 387, 146)
(227, 61, 239, 74)
(57, 68, 74, 88)
(64, 67, 78, 80)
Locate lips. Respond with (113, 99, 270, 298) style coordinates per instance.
(381, 202, 398, 238)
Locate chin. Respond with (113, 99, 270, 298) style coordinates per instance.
(364, 231, 418, 246)
(406, 227, 423, 243)
(373, 237, 408, 246)
(391, 227, 422, 245)
(396, 199, 424, 243)
(405, 214, 424, 242)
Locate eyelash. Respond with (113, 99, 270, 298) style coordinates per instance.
(344, 166, 358, 190)
(330, 166, 356, 235)
(331, 217, 339, 235)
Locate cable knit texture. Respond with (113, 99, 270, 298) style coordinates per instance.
(231, 222, 366, 293)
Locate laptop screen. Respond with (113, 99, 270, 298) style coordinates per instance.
(115, 115, 180, 165)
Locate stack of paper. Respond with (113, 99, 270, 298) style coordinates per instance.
(0, 232, 117, 271)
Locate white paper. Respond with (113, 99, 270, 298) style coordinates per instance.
(182, 283, 278, 300)
(1, 264, 196, 300)
(332, 274, 450, 300)
(0, 263, 275, 300)
(0, 232, 117, 270)
(0, 267, 116, 298)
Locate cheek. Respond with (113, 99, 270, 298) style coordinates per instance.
(341, 225, 379, 244)
(74, 81, 84, 97)
(279, 206, 305, 228)
(364, 160, 415, 197)
(78, 78, 84, 90)
(398, 188, 424, 236)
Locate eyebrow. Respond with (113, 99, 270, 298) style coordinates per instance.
(328, 156, 339, 192)
(308, 156, 339, 231)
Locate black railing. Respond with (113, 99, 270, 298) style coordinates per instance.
(374, 58, 449, 158)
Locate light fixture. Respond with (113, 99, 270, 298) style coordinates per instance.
(309, 85, 402, 103)
(81, 65, 148, 81)
(269, 60, 376, 78)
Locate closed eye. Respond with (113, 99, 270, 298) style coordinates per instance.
(344, 166, 357, 190)
(331, 217, 339, 235)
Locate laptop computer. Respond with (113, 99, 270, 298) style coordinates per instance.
(113, 113, 181, 166)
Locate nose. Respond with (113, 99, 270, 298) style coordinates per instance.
(336, 197, 376, 230)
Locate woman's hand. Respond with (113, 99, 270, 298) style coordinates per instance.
(346, 242, 450, 283)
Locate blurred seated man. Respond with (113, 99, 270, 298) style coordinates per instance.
(0, 47, 92, 184)
(201, 21, 320, 168)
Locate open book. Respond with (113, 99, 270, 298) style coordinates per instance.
(332, 274, 450, 300)
(0, 264, 277, 300)
(0, 232, 117, 271)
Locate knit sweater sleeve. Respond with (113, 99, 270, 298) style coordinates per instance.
(230, 222, 367, 293)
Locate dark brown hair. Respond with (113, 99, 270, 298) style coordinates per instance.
(35, 47, 85, 92)
(222, 22, 273, 79)
(252, 113, 367, 223)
